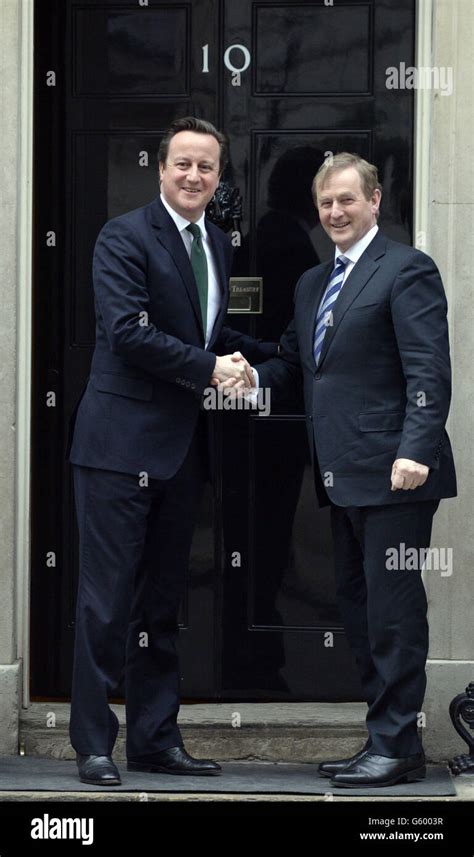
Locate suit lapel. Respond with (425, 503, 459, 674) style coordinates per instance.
(149, 197, 204, 339)
(206, 220, 229, 350)
(305, 260, 333, 360)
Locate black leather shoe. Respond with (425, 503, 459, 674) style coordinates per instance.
(127, 746, 221, 776)
(330, 751, 426, 788)
(76, 754, 121, 786)
(318, 744, 371, 778)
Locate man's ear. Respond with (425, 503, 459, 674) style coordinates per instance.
(371, 188, 382, 214)
(159, 161, 165, 181)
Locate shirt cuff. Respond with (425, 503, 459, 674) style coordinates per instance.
(242, 367, 260, 403)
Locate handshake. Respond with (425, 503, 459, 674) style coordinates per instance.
(211, 352, 255, 393)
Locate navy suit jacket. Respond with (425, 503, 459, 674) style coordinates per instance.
(257, 230, 457, 507)
(69, 196, 276, 480)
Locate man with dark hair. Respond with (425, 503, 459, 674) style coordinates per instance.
(158, 116, 229, 174)
(69, 116, 276, 785)
(253, 153, 456, 788)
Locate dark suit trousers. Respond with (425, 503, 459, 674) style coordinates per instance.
(70, 419, 207, 758)
(330, 500, 439, 757)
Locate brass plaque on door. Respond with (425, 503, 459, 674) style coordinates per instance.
(228, 277, 263, 314)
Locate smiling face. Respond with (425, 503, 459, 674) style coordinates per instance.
(316, 166, 381, 252)
(159, 130, 221, 222)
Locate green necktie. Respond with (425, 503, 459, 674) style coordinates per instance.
(186, 223, 208, 332)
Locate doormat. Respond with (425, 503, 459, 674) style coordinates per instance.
(0, 757, 456, 797)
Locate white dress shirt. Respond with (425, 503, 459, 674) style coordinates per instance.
(336, 224, 379, 283)
(160, 193, 220, 348)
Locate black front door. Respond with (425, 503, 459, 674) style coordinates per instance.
(31, 0, 415, 699)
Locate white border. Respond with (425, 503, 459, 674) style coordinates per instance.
(414, 0, 433, 252)
(16, 0, 34, 708)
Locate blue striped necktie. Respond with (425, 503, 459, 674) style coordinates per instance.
(313, 255, 349, 365)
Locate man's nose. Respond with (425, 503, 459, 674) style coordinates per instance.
(331, 202, 344, 219)
(186, 165, 200, 181)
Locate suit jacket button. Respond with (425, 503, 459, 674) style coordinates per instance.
(309, 415, 313, 422)
(314, 372, 321, 380)
(185, 381, 191, 387)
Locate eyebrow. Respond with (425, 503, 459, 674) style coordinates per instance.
(319, 192, 357, 201)
(172, 157, 217, 166)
